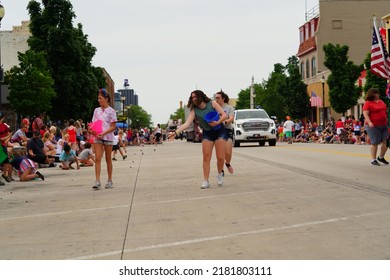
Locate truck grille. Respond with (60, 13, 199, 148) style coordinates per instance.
(242, 121, 270, 131)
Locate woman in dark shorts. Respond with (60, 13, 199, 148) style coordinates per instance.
(214, 90, 235, 175)
(362, 88, 389, 166)
(168, 90, 227, 189)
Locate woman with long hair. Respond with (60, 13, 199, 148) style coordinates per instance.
(168, 90, 227, 189)
(214, 90, 234, 175)
(90, 88, 117, 189)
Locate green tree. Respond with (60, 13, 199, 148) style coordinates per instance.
(128, 105, 152, 129)
(170, 107, 185, 123)
(283, 56, 310, 119)
(7, 50, 56, 116)
(235, 81, 275, 111)
(323, 43, 363, 114)
(27, 0, 105, 121)
(262, 63, 287, 120)
(235, 64, 290, 121)
(235, 87, 250, 109)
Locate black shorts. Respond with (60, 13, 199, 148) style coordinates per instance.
(29, 154, 47, 164)
(155, 132, 162, 142)
(225, 128, 233, 141)
(113, 144, 120, 151)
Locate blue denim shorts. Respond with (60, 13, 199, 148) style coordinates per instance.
(202, 127, 227, 141)
(94, 139, 114, 146)
(365, 125, 388, 145)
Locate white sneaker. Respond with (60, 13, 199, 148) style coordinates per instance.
(92, 181, 101, 190)
(201, 181, 210, 189)
(105, 180, 113, 189)
(217, 173, 224, 186)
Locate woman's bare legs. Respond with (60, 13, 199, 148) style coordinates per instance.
(202, 140, 214, 181)
(94, 143, 104, 183)
(214, 138, 225, 174)
(104, 144, 113, 181)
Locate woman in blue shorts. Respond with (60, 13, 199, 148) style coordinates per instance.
(168, 90, 227, 189)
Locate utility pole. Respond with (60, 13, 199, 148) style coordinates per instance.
(250, 76, 255, 109)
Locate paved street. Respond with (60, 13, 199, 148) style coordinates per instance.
(0, 140, 389, 260)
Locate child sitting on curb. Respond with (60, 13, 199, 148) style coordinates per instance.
(11, 146, 44, 181)
(77, 142, 94, 166)
(59, 144, 80, 170)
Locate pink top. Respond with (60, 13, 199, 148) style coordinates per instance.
(92, 106, 117, 141)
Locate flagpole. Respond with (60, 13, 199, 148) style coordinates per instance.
(373, 17, 390, 149)
(373, 16, 390, 77)
(305, 0, 307, 21)
(250, 76, 255, 109)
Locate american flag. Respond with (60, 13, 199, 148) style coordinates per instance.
(310, 91, 322, 107)
(370, 19, 390, 79)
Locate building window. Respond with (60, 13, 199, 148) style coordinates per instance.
(300, 62, 305, 79)
(306, 60, 310, 78)
(311, 56, 317, 77)
(305, 23, 309, 40)
(310, 20, 315, 37)
(332, 20, 343, 29)
(300, 27, 304, 43)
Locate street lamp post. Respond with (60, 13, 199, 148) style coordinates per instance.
(120, 95, 126, 127)
(127, 107, 132, 128)
(0, 2, 5, 110)
(320, 75, 326, 130)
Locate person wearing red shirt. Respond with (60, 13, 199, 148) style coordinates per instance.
(335, 119, 344, 135)
(362, 88, 389, 166)
(0, 112, 14, 183)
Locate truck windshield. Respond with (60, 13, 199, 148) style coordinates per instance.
(236, 110, 269, 120)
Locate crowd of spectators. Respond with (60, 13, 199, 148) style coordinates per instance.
(276, 114, 369, 145)
(0, 113, 169, 185)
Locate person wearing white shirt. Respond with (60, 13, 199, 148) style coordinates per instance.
(283, 116, 294, 144)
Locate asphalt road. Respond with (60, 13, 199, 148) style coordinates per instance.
(0, 140, 389, 260)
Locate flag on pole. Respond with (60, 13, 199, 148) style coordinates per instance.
(370, 18, 390, 79)
(310, 91, 322, 107)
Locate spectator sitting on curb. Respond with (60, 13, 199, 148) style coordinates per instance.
(11, 123, 30, 147)
(59, 144, 80, 170)
(11, 147, 44, 181)
(27, 131, 56, 167)
(77, 142, 94, 166)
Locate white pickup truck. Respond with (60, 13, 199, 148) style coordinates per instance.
(233, 109, 277, 147)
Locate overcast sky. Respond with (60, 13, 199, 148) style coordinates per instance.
(2, 0, 319, 124)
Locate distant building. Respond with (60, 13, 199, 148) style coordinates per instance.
(101, 67, 115, 107)
(0, 21, 30, 106)
(297, 0, 389, 125)
(0, 20, 30, 72)
(117, 88, 138, 108)
(0, 20, 116, 127)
